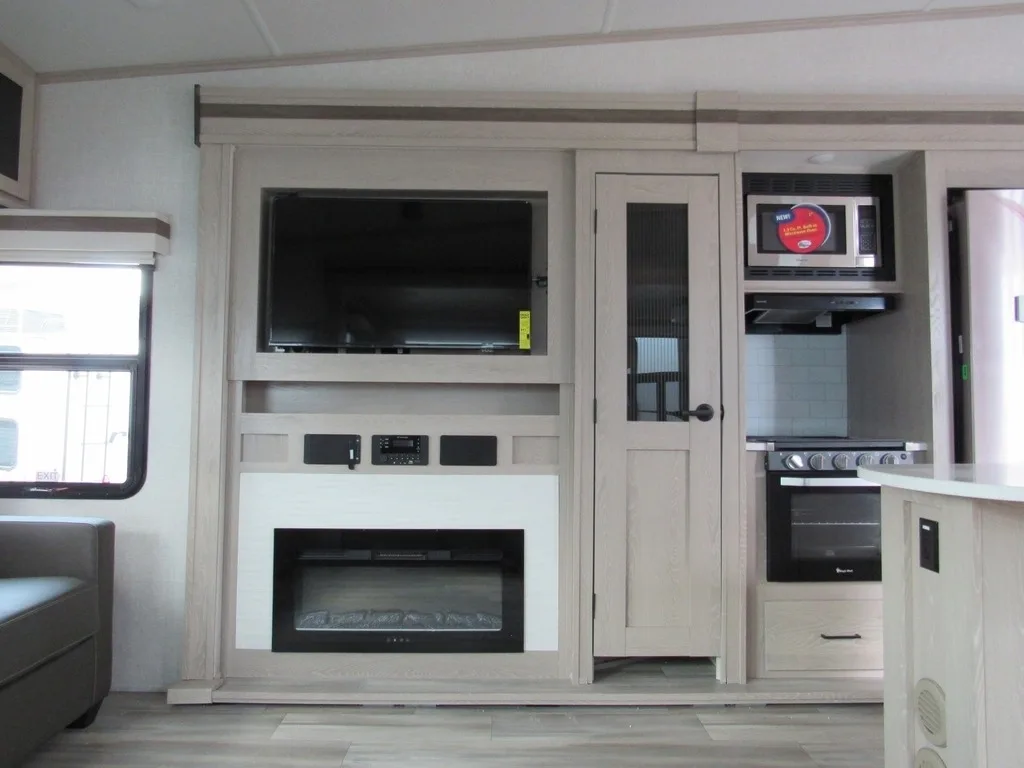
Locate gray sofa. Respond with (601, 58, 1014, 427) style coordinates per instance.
(0, 517, 114, 767)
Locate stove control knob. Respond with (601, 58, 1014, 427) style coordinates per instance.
(856, 454, 875, 467)
(783, 454, 806, 470)
(808, 453, 827, 471)
(832, 453, 852, 470)
(880, 453, 897, 465)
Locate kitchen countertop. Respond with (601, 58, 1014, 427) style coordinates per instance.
(858, 463, 1024, 503)
(745, 441, 770, 451)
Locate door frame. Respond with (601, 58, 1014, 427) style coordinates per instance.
(572, 151, 743, 683)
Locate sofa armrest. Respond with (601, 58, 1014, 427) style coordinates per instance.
(0, 517, 114, 700)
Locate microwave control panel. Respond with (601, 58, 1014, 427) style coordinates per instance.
(372, 435, 429, 466)
(857, 204, 878, 255)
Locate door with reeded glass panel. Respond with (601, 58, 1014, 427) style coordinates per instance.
(593, 174, 722, 658)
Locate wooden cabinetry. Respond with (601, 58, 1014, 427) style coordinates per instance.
(748, 450, 883, 678)
(763, 599, 883, 673)
(0, 43, 34, 207)
(592, 173, 723, 658)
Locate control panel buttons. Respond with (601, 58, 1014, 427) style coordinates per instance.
(808, 453, 827, 471)
(783, 454, 806, 470)
(371, 435, 429, 466)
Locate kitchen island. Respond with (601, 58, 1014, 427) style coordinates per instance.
(858, 464, 1024, 768)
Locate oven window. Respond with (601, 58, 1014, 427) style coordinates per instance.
(790, 491, 881, 561)
(757, 204, 848, 255)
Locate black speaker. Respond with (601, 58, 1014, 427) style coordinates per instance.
(439, 435, 497, 467)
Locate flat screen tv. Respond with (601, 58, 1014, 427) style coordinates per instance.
(263, 192, 536, 352)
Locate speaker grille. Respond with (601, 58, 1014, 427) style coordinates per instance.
(915, 747, 948, 768)
(915, 678, 947, 747)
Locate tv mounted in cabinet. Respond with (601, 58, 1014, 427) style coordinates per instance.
(262, 191, 538, 353)
(0, 46, 35, 204)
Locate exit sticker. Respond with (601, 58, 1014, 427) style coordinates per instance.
(775, 204, 831, 254)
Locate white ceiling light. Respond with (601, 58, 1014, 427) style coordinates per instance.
(807, 153, 837, 165)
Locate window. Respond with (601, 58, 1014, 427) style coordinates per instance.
(0, 265, 152, 498)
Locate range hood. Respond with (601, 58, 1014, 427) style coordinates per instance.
(745, 293, 896, 334)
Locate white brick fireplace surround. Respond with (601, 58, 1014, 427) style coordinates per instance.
(235, 473, 559, 652)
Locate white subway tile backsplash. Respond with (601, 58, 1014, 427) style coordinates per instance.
(777, 400, 811, 419)
(794, 348, 825, 364)
(745, 333, 848, 437)
(807, 366, 844, 384)
(824, 349, 847, 366)
(807, 335, 842, 348)
(789, 383, 827, 402)
(808, 400, 844, 418)
(826, 417, 849, 434)
(826, 383, 847, 402)
(775, 365, 810, 384)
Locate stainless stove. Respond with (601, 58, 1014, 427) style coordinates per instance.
(757, 436, 925, 582)
(749, 436, 925, 472)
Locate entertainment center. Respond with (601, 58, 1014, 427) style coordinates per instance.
(178, 87, 1014, 706)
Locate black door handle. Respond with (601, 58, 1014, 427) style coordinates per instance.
(820, 633, 862, 641)
(686, 404, 716, 422)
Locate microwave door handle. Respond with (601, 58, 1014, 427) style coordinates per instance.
(848, 202, 860, 256)
(779, 477, 881, 488)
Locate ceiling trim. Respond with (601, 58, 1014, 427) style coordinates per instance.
(199, 98, 1024, 128)
(197, 101, 1024, 126)
(35, 2, 1024, 85)
(200, 102, 696, 124)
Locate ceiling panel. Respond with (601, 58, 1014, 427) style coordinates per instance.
(0, 0, 271, 72)
(608, 0, 930, 31)
(0, 0, 1018, 75)
(250, 0, 609, 54)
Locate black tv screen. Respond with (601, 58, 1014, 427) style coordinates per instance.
(263, 193, 535, 352)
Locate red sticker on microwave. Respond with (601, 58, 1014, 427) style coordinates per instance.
(774, 204, 831, 254)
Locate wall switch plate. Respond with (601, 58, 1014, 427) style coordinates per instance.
(919, 518, 940, 573)
(303, 434, 361, 470)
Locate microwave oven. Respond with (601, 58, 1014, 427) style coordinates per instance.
(744, 174, 894, 281)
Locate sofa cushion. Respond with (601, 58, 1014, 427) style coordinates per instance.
(0, 576, 97, 687)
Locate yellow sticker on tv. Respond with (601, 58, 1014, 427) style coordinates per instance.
(519, 311, 531, 350)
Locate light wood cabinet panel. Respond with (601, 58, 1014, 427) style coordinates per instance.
(593, 174, 722, 658)
(764, 600, 883, 673)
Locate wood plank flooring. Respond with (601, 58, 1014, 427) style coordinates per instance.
(22, 693, 883, 767)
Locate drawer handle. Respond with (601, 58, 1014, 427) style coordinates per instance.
(820, 633, 862, 641)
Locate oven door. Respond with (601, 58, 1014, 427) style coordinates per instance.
(766, 472, 882, 582)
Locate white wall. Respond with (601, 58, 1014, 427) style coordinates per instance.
(19, 13, 1024, 690)
(8, 79, 199, 691)
(745, 334, 848, 437)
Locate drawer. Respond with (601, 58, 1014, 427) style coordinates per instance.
(764, 599, 883, 672)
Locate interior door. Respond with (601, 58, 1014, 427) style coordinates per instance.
(593, 174, 722, 658)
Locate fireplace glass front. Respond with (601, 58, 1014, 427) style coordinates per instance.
(272, 529, 525, 653)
